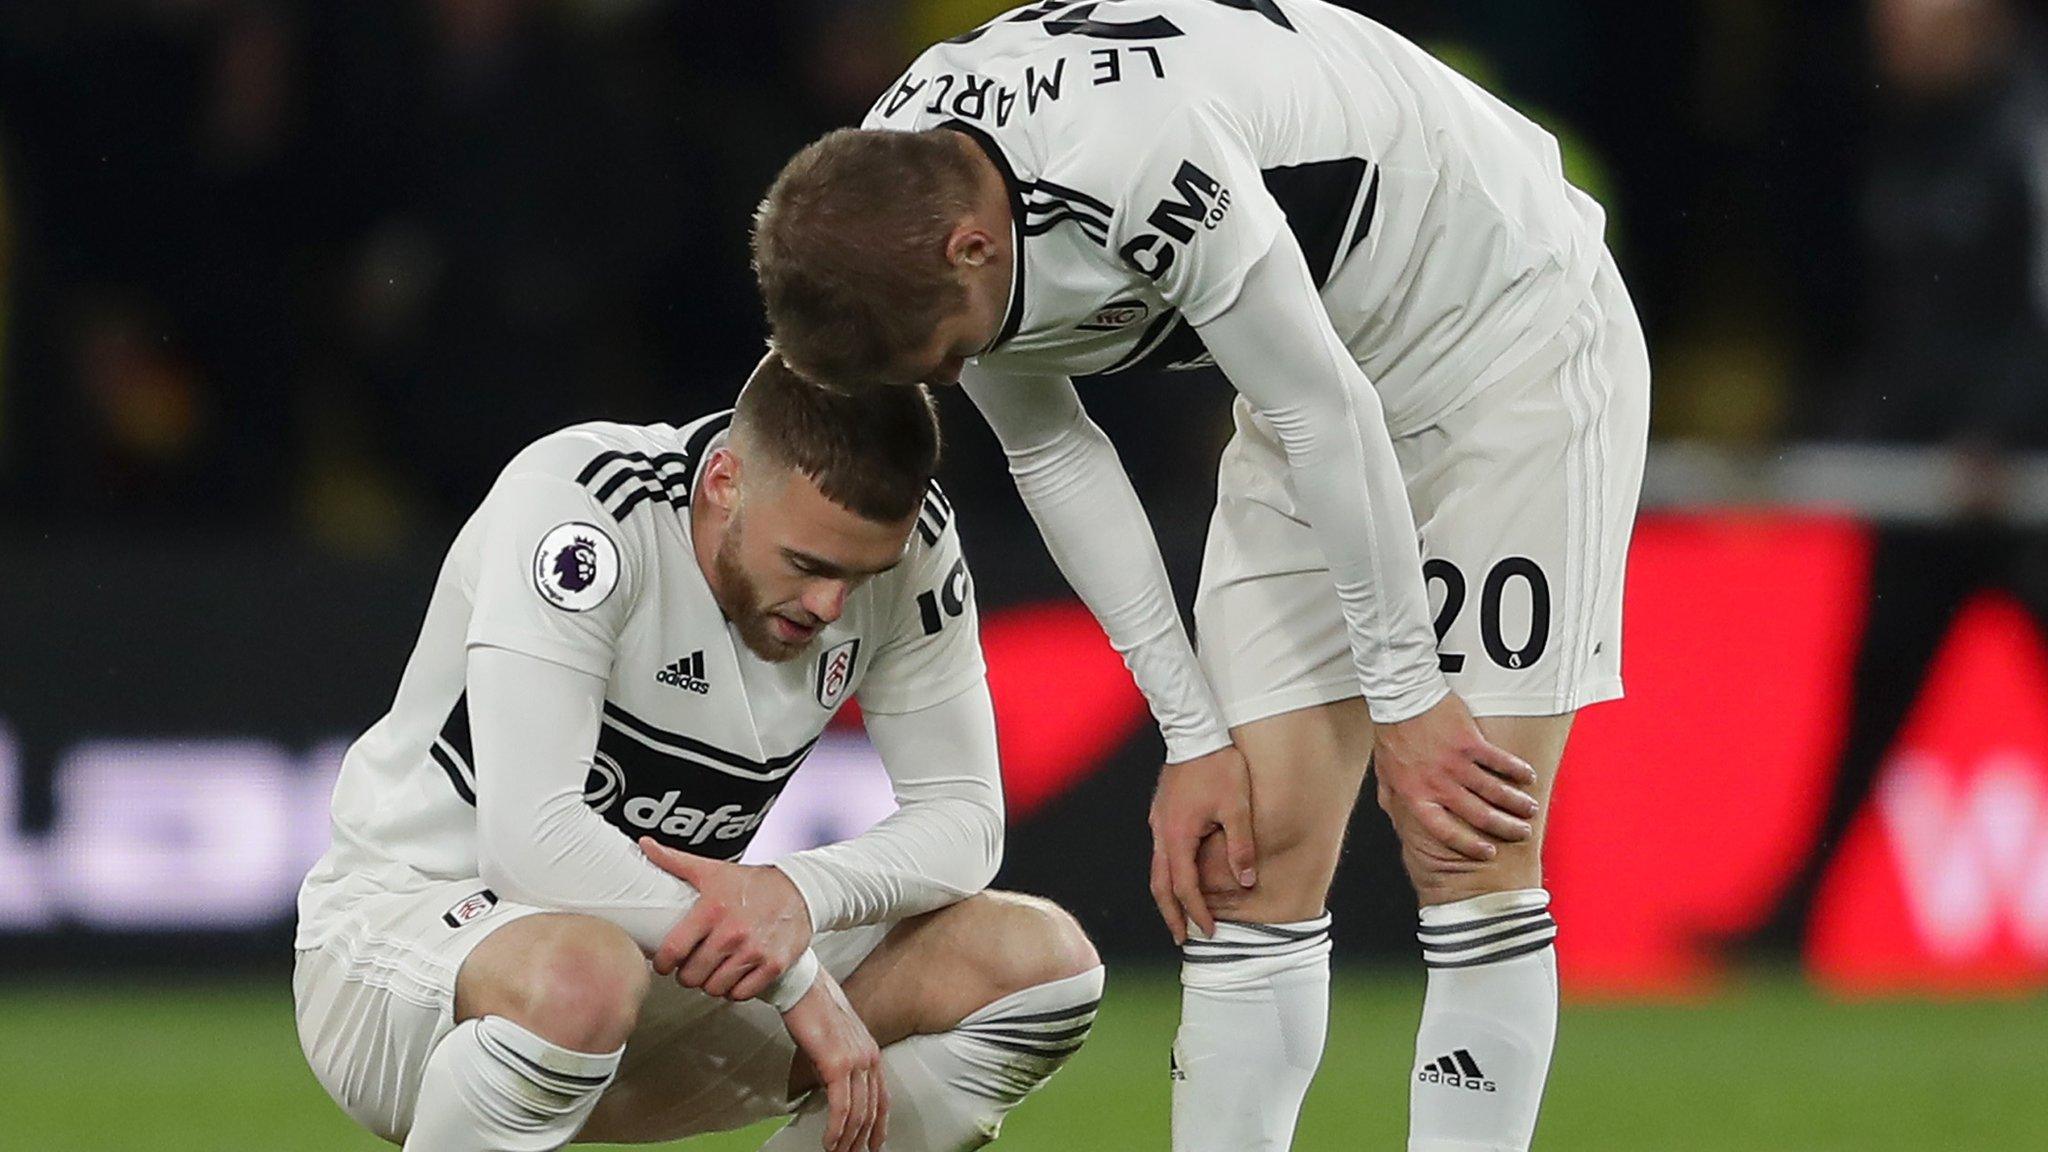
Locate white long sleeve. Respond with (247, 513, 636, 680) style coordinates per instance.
(961, 368, 1233, 763)
(1196, 228, 1447, 723)
(466, 644, 820, 1006)
(771, 680, 1006, 933)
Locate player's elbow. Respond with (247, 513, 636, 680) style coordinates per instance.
(963, 793, 1006, 893)
(474, 828, 561, 912)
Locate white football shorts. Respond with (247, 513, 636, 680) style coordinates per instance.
(292, 875, 889, 1144)
(1195, 253, 1650, 727)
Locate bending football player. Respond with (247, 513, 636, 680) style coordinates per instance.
(754, 3, 1649, 1149)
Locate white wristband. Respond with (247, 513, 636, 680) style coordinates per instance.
(762, 948, 822, 1013)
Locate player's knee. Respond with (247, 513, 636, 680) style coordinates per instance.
(1402, 840, 1541, 907)
(965, 891, 1101, 996)
(1195, 816, 1341, 923)
(499, 920, 648, 1052)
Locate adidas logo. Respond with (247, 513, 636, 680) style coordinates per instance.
(656, 651, 710, 694)
(1416, 1049, 1497, 1093)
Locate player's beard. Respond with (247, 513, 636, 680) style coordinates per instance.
(712, 517, 809, 664)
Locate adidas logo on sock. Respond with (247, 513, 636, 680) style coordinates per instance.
(656, 651, 710, 694)
(1416, 1048, 1497, 1093)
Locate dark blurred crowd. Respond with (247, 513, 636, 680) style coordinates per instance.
(3, 0, 2047, 547)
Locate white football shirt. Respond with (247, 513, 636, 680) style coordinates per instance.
(296, 412, 983, 947)
(865, 0, 1606, 434)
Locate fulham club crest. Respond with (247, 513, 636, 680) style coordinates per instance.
(442, 888, 499, 929)
(815, 638, 860, 709)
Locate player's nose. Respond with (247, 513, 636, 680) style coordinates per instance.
(802, 580, 850, 624)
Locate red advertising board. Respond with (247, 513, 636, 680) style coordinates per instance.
(967, 512, 2048, 995)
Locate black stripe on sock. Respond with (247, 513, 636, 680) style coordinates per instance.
(1181, 950, 1312, 965)
(1415, 906, 1551, 937)
(1454, 1050, 1484, 1077)
(478, 1031, 613, 1089)
(1227, 918, 1332, 941)
(972, 1035, 1089, 1060)
(976, 999, 1101, 1027)
(1419, 916, 1557, 958)
(1422, 933, 1557, 970)
(1184, 932, 1328, 954)
(960, 1021, 1095, 1046)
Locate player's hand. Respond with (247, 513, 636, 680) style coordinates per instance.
(781, 969, 889, 1152)
(639, 838, 816, 1001)
(1372, 693, 1539, 863)
(1149, 744, 1258, 944)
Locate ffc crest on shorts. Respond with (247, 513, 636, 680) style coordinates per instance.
(442, 888, 498, 929)
(815, 638, 860, 709)
(533, 521, 619, 612)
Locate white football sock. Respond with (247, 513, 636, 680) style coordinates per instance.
(1171, 915, 1332, 1152)
(402, 1015, 621, 1152)
(1409, 889, 1558, 1152)
(760, 966, 1104, 1151)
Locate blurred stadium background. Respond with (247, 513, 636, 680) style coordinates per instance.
(6, 0, 2048, 1148)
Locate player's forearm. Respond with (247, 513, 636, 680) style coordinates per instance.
(774, 682, 1006, 932)
(961, 369, 1232, 762)
(466, 646, 705, 948)
(475, 787, 704, 951)
(1199, 233, 1447, 723)
(468, 645, 823, 1006)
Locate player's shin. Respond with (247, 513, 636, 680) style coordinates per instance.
(1171, 915, 1333, 1152)
(402, 1016, 622, 1152)
(760, 966, 1105, 1151)
(1408, 889, 1558, 1152)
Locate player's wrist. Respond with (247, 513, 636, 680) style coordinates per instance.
(1162, 725, 1233, 766)
(770, 856, 823, 938)
(769, 857, 838, 935)
(763, 947, 822, 1014)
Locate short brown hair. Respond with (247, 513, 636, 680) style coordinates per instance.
(753, 128, 980, 386)
(732, 351, 941, 522)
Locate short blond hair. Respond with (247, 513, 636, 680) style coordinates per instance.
(752, 128, 981, 387)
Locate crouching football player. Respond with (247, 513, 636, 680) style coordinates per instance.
(292, 355, 1102, 1151)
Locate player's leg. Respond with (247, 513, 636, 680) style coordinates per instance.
(577, 890, 1102, 1148)
(404, 911, 648, 1151)
(1396, 250, 1649, 1152)
(759, 890, 1105, 1150)
(293, 880, 629, 1148)
(1170, 697, 1370, 1152)
(1174, 400, 1387, 1152)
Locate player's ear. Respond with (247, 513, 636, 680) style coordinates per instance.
(947, 222, 996, 271)
(699, 446, 741, 514)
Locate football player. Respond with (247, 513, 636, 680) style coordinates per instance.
(751, 3, 1650, 1149)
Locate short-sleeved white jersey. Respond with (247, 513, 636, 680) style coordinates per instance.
(296, 413, 981, 947)
(864, 0, 1606, 434)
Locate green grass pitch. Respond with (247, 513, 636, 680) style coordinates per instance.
(4, 969, 2042, 1150)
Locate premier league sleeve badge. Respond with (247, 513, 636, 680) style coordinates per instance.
(532, 521, 621, 612)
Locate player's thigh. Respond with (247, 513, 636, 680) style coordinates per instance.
(836, 890, 1099, 1046)
(293, 879, 549, 1142)
(1194, 403, 1363, 737)
(1396, 257, 1648, 719)
(1192, 424, 1374, 914)
(579, 921, 892, 1144)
